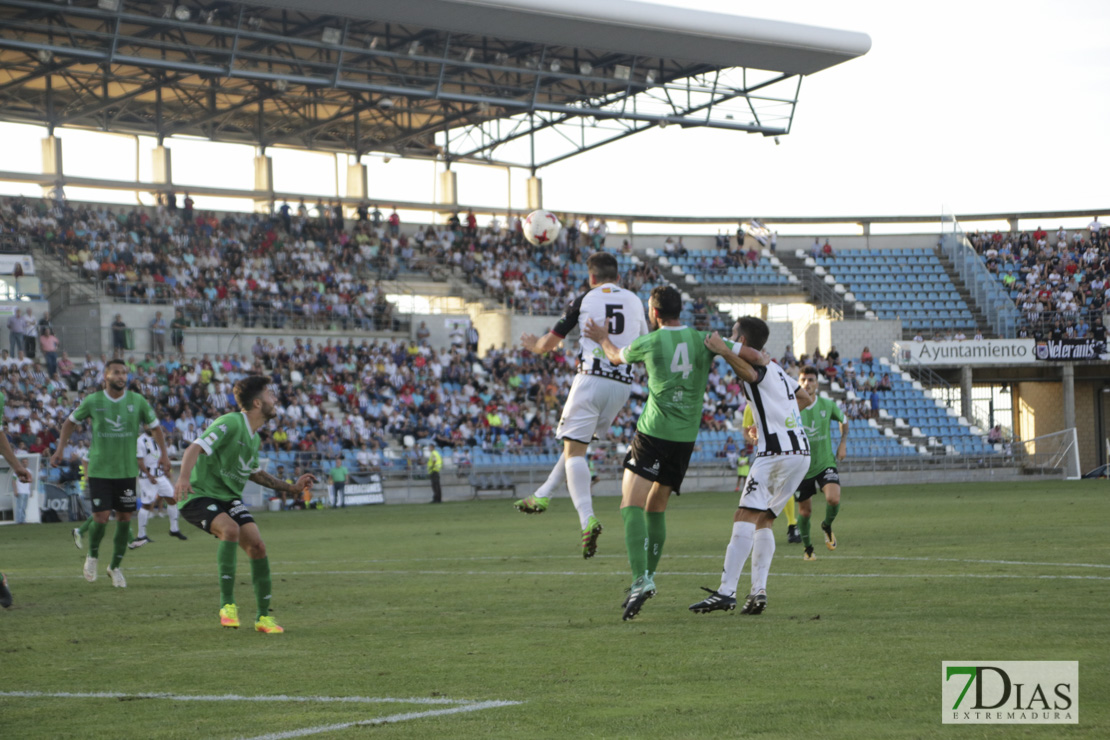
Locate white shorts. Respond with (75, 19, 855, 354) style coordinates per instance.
(139, 476, 174, 505)
(555, 374, 632, 445)
(738, 454, 810, 516)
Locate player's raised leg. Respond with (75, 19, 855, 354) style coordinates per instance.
(514, 452, 564, 513)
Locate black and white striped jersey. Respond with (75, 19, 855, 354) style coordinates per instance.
(551, 282, 647, 384)
(740, 361, 810, 457)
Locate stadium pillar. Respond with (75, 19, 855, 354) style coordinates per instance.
(347, 163, 368, 200)
(41, 136, 63, 176)
(960, 365, 973, 420)
(1008, 217, 1019, 233)
(439, 169, 458, 208)
(254, 153, 274, 209)
(526, 177, 543, 210)
(1062, 363, 1076, 431)
(152, 146, 172, 186)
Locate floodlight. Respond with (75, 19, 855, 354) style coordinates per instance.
(550, 60, 561, 73)
(37, 49, 53, 63)
(97, 0, 121, 11)
(613, 65, 631, 81)
(579, 62, 592, 75)
(321, 27, 342, 45)
(645, 70, 656, 84)
(173, 5, 190, 21)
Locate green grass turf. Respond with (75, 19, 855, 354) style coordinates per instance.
(1, 480, 1107, 739)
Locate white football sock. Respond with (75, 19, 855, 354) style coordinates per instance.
(750, 527, 776, 594)
(534, 452, 566, 498)
(718, 521, 756, 597)
(167, 502, 180, 532)
(564, 455, 594, 529)
(137, 507, 149, 538)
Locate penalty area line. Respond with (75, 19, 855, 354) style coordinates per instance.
(0, 690, 480, 706)
(239, 700, 523, 740)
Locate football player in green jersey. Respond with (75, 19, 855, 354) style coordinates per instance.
(586, 286, 768, 620)
(175, 375, 315, 633)
(52, 359, 169, 588)
(796, 366, 848, 560)
(0, 389, 32, 607)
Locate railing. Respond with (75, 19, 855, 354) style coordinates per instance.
(939, 221, 1021, 337)
(1013, 309, 1106, 340)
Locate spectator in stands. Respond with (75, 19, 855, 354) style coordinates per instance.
(39, 329, 59, 378)
(878, 373, 893, 392)
(7, 309, 25, 358)
(170, 309, 187, 355)
(149, 311, 167, 354)
(987, 425, 1003, 445)
(822, 239, 834, 257)
(869, 389, 881, 418)
(860, 346, 873, 365)
(111, 314, 128, 358)
(782, 344, 796, 366)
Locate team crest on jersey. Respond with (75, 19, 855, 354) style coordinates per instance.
(820, 410, 827, 417)
(127, 404, 134, 413)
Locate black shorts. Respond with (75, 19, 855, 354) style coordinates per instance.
(795, 467, 840, 503)
(623, 432, 696, 493)
(179, 497, 255, 535)
(89, 477, 138, 513)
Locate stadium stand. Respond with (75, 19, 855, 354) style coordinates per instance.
(967, 226, 1110, 341)
(812, 247, 981, 335)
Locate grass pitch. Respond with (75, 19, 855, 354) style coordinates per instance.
(1, 480, 1107, 739)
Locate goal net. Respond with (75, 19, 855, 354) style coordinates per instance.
(0, 454, 44, 524)
(1011, 429, 1081, 480)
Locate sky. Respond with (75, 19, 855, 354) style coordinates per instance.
(0, 0, 1107, 231)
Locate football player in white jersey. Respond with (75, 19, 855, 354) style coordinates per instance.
(130, 431, 187, 548)
(690, 317, 811, 616)
(515, 252, 648, 557)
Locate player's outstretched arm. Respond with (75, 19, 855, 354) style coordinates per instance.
(520, 331, 562, 355)
(794, 384, 814, 409)
(704, 332, 757, 382)
(582, 319, 624, 365)
(249, 469, 316, 495)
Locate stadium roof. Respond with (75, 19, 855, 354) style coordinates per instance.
(0, 0, 869, 168)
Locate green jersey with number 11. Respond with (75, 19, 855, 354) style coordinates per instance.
(620, 326, 713, 443)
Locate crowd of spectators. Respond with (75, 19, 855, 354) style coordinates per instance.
(970, 221, 1110, 341)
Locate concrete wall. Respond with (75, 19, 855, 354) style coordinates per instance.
(1013, 378, 1102, 472)
(829, 320, 902, 364)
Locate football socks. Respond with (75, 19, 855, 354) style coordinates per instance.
(824, 502, 840, 527)
(218, 541, 238, 607)
(136, 507, 150, 539)
(88, 521, 107, 559)
(646, 511, 666, 577)
(783, 496, 797, 526)
(251, 557, 272, 620)
(621, 506, 648, 579)
(750, 528, 775, 595)
(719, 521, 756, 598)
(109, 521, 130, 570)
(798, 514, 812, 548)
(565, 455, 594, 529)
(534, 452, 566, 499)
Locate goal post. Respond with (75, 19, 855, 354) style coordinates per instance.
(1011, 429, 1081, 480)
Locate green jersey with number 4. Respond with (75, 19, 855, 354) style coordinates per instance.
(620, 326, 713, 443)
(69, 389, 157, 478)
(179, 411, 261, 505)
(800, 396, 845, 478)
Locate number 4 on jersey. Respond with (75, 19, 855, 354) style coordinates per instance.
(670, 342, 693, 379)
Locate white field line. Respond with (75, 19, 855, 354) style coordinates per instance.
(239, 700, 523, 740)
(0, 690, 477, 706)
(0, 691, 523, 740)
(125, 554, 1110, 570)
(28, 568, 1110, 582)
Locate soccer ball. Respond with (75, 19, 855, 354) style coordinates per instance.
(522, 209, 562, 247)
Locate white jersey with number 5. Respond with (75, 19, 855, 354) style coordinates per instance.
(551, 282, 647, 384)
(740, 361, 810, 457)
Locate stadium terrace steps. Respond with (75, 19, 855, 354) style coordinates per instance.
(776, 251, 863, 319)
(930, 248, 996, 339)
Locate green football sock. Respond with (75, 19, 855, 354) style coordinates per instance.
(217, 541, 238, 607)
(798, 514, 812, 548)
(88, 521, 107, 558)
(78, 516, 94, 535)
(251, 557, 273, 620)
(646, 511, 667, 577)
(109, 521, 131, 569)
(621, 506, 648, 580)
(824, 503, 840, 527)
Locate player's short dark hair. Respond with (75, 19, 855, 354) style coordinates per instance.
(649, 286, 683, 320)
(234, 375, 269, 412)
(737, 316, 770, 351)
(801, 365, 819, 379)
(586, 252, 619, 283)
(105, 358, 127, 371)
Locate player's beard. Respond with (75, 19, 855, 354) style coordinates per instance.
(261, 399, 277, 421)
(108, 377, 127, 393)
